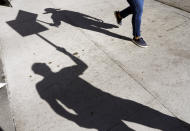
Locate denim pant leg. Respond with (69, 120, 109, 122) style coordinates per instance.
(120, 7, 133, 18)
(130, 0, 144, 37)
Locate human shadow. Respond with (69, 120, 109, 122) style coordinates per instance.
(42, 8, 131, 41)
(32, 44, 190, 131)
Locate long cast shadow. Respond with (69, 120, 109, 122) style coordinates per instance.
(32, 44, 190, 131)
(42, 8, 131, 41)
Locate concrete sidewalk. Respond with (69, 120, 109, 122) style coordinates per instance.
(156, 0, 190, 12)
(0, 0, 190, 130)
(0, 56, 14, 131)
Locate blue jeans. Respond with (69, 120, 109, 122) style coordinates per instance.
(120, 0, 144, 37)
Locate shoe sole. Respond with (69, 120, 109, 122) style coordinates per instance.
(132, 40, 148, 48)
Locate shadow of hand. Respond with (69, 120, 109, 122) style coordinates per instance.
(56, 46, 67, 54)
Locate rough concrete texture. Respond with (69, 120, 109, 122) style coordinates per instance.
(0, 0, 190, 130)
(0, 56, 15, 131)
(0, 86, 15, 131)
(156, 0, 190, 12)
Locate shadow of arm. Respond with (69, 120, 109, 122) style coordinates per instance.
(47, 99, 78, 122)
(56, 47, 88, 73)
(35, 35, 88, 73)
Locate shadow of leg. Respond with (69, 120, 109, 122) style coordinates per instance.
(108, 121, 135, 131)
(88, 26, 132, 41)
(124, 105, 190, 131)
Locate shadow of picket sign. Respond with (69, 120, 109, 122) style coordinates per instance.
(7, 10, 58, 48)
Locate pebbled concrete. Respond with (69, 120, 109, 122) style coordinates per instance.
(0, 0, 190, 130)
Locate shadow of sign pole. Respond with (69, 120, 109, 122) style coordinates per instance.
(7, 10, 58, 48)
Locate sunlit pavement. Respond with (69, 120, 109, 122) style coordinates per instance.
(0, 0, 190, 130)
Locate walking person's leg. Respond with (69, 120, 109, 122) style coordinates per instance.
(130, 0, 148, 47)
(114, 0, 148, 47)
(114, 6, 133, 25)
(131, 0, 143, 38)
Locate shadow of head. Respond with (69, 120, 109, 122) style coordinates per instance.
(32, 63, 52, 77)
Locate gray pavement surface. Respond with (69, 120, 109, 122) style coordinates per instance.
(156, 0, 190, 13)
(0, 57, 15, 131)
(0, 0, 190, 131)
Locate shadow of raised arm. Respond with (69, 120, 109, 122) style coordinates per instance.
(36, 33, 88, 73)
(56, 46, 88, 74)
